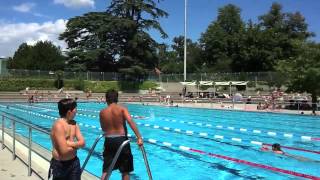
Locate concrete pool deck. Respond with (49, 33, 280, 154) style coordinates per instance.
(0, 147, 41, 180)
(128, 101, 318, 116)
(0, 129, 98, 180)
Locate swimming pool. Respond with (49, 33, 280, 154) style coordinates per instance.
(0, 102, 319, 179)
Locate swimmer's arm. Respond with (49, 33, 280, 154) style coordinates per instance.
(67, 125, 85, 149)
(52, 123, 75, 156)
(124, 108, 143, 146)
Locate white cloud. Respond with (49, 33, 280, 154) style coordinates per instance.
(13, 3, 36, 13)
(53, 0, 95, 8)
(0, 19, 68, 57)
(33, 13, 51, 19)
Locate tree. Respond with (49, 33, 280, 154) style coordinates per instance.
(284, 12, 314, 40)
(257, 2, 314, 70)
(259, 2, 285, 30)
(60, 0, 168, 75)
(60, 12, 133, 71)
(8, 41, 65, 70)
(7, 43, 32, 69)
(277, 41, 320, 111)
(200, 4, 245, 72)
(157, 36, 202, 74)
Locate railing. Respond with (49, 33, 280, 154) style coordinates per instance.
(1, 112, 50, 176)
(1, 111, 153, 180)
(105, 140, 131, 180)
(140, 145, 153, 180)
(81, 134, 153, 180)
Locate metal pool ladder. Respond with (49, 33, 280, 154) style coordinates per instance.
(81, 134, 153, 180)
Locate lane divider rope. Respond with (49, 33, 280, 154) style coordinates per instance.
(161, 118, 320, 142)
(10, 105, 320, 155)
(5, 106, 319, 179)
(24, 104, 320, 142)
(126, 135, 320, 180)
(7, 105, 320, 180)
(134, 121, 320, 155)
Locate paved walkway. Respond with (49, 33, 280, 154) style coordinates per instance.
(0, 147, 42, 180)
(134, 102, 315, 116)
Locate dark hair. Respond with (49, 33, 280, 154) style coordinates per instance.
(105, 90, 118, 104)
(272, 143, 281, 151)
(58, 98, 77, 117)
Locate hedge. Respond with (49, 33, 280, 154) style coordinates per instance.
(0, 78, 158, 92)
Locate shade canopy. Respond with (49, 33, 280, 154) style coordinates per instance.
(198, 81, 248, 86)
(180, 81, 197, 86)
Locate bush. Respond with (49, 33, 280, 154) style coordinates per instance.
(84, 81, 119, 93)
(255, 87, 264, 91)
(117, 81, 158, 92)
(0, 78, 158, 92)
(74, 79, 85, 90)
(138, 81, 157, 90)
(247, 81, 255, 88)
(0, 78, 55, 91)
(54, 79, 64, 89)
(236, 85, 246, 91)
(54, 70, 64, 89)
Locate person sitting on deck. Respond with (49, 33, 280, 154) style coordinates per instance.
(168, 100, 178, 107)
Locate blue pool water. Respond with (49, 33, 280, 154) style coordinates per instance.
(1, 102, 320, 180)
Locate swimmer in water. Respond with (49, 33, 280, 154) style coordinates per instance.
(261, 143, 320, 162)
(261, 143, 284, 154)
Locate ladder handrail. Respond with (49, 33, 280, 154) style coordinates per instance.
(81, 134, 153, 180)
(80, 134, 130, 179)
(140, 145, 153, 180)
(105, 139, 130, 180)
(80, 133, 105, 173)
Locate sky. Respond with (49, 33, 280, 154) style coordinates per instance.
(0, 0, 320, 58)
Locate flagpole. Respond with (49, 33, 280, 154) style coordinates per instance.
(184, 0, 187, 82)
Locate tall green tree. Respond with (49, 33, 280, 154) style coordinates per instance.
(200, 4, 245, 72)
(8, 41, 65, 70)
(257, 2, 313, 70)
(60, 12, 134, 71)
(60, 0, 168, 75)
(157, 36, 201, 74)
(7, 43, 32, 69)
(277, 41, 320, 111)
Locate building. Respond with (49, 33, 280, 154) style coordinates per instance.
(0, 57, 8, 75)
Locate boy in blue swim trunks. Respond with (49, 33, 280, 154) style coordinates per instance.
(100, 90, 143, 180)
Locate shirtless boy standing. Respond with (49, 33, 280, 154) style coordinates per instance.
(49, 98, 85, 180)
(100, 90, 143, 180)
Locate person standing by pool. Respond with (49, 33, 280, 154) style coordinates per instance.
(49, 98, 85, 180)
(100, 90, 143, 180)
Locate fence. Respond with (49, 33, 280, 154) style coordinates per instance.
(0, 69, 284, 84)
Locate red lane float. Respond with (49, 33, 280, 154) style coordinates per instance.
(189, 148, 320, 180)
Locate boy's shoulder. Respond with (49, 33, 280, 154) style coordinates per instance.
(52, 118, 65, 129)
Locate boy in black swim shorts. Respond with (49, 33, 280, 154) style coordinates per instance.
(100, 90, 143, 180)
(103, 135, 134, 173)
